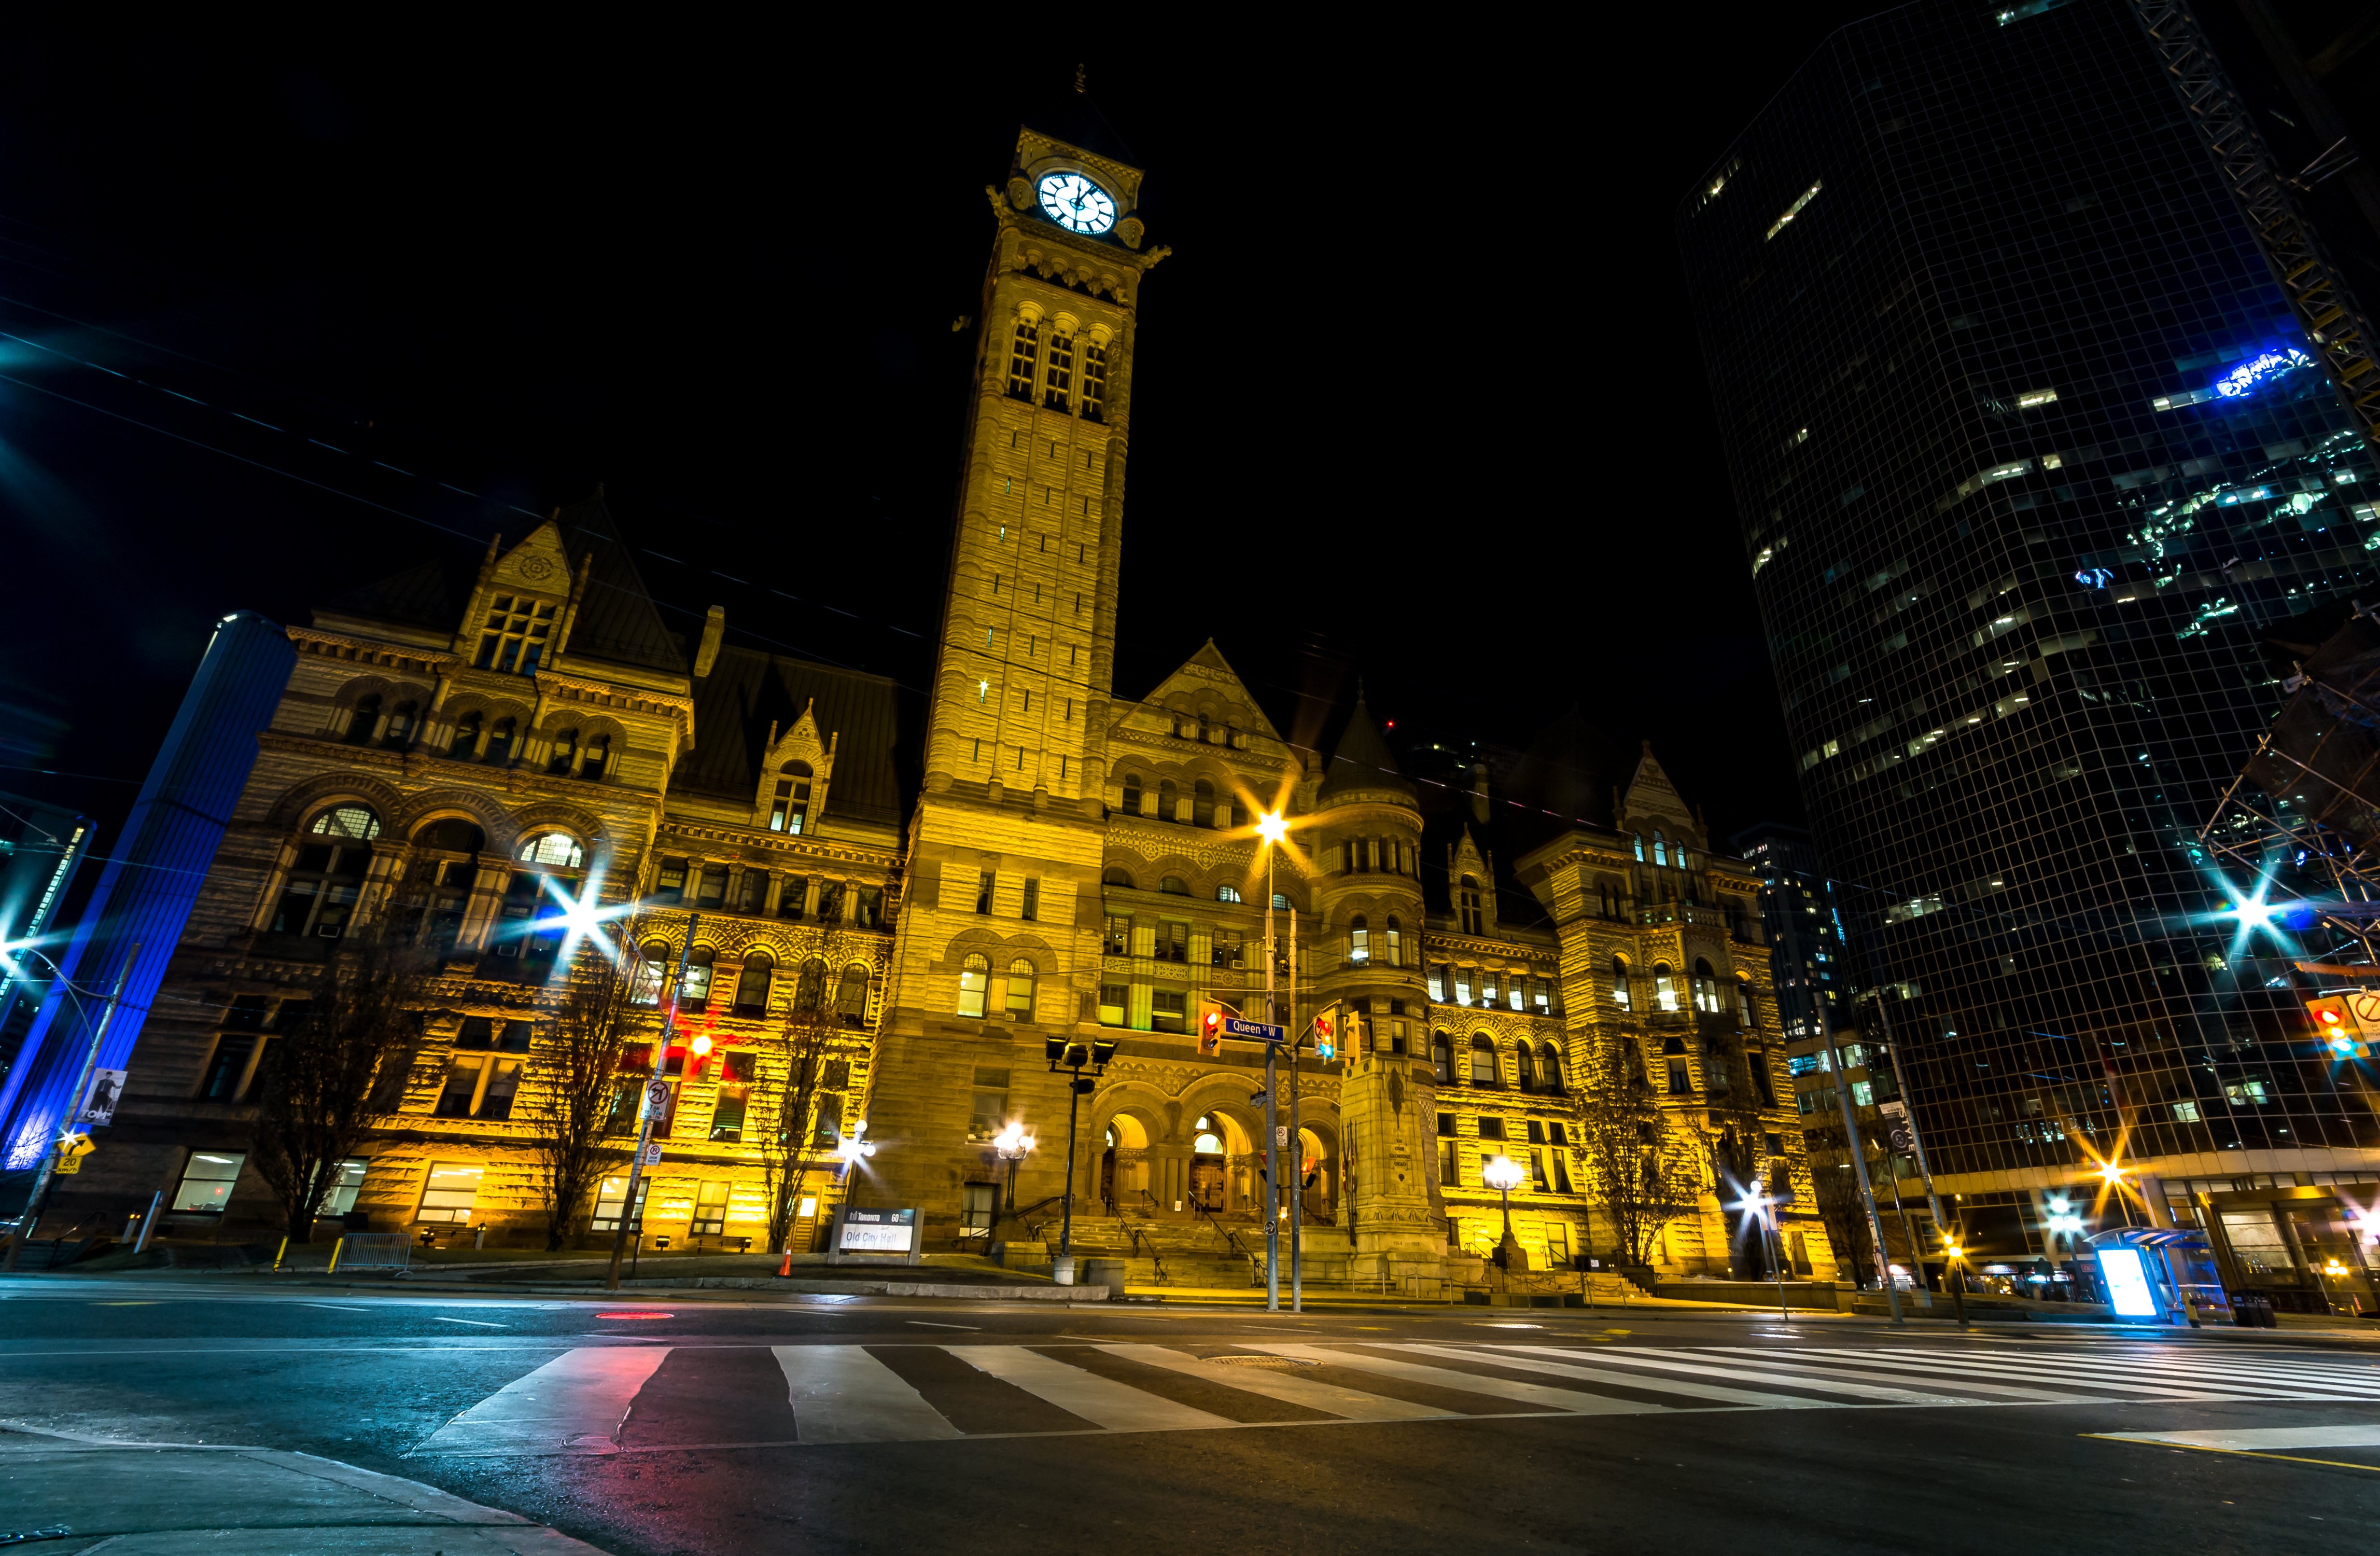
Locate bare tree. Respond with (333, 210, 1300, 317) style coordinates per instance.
(761, 955, 850, 1255)
(1700, 1034, 1768, 1278)
(1800, 1113, 1886, 1288)
(528, 942, 642, 1251)
(251, 928, 428, 1242)
(1571, 1041, 1703, 1270)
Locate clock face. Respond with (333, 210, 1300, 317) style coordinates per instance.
(1037, 172, 1116, 235)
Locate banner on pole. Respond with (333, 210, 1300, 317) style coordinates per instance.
(77, 1070, 127, 1127)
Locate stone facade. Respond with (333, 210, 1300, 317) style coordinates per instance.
(51, 102, 1834, 1285)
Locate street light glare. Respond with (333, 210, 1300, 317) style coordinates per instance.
(1254, 810, 1288, 845)
(1481, 1155, 1524, 1191)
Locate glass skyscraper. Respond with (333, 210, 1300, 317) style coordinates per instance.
(1679, 1, 2380, 1290)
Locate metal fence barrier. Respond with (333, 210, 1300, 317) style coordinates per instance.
(326, 1233, 411, 1273)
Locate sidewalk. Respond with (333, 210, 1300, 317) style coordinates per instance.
(0, 1422, 609, 1554)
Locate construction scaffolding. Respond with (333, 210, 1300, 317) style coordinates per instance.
(2132, 0, 2380, 444)
(2203, 603, 2380, 968)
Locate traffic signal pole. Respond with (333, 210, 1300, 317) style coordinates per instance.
(607, 915, 699, 1293)
(1263, 885, 1280, 1312)
(5, 946, 137, 1270)
(1287, 907, 1301, 1314)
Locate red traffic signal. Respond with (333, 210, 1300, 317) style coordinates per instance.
(2306, 996, 2370, 1059)
(1196, 997, 1229, 1057)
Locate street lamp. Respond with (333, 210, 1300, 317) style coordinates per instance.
(1482, 1154, 1527, 1271)
(1047, 1035, 1118, 1282)
(834, 1120, 876, 1175)
(992, 1119, 1034, 1211)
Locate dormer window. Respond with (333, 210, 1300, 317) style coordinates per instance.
(771, 761, 814, 833)
(475, 595, 555, 674)
(1458, 875, 1483, 936)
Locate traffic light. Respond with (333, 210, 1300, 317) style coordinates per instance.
(1195, 997, 1237, 1058)
(2306, 995, 2371, 1059)
(1312, 1008, 1336, 1063)
(1342, 1006, 1365, 1063)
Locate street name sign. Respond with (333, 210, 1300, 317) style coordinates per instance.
(1222, 1017, 1285, 1044)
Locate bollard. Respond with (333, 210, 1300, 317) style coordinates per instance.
(327, 1237, 346, 1274)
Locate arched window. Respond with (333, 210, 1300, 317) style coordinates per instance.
(518, 833, 585, 869)
(1431, 1031, 1452, 1084)
(1005, 958, 1035, 1021)
(1158, 778, 1179, 823)
(580, 734, 610, 782)
(547, 728, 578, 775)
(794, 958, 829, 1012)
(1458, 875, 1483, 935)
(1193, 779, 1215, 827)
(407, 818, 482, 952)
(446, 711, 482, 759)
(1612, 955, 1632, 1010)
(1121, 772, 1142, 815)
(957, 953, 990, 1018)
(1515, 1039, 1535, 1093)
(733, 952, 774, 1016)
(1159, 875, 1189, 896)
(1654, 963, 1678, 1012)
(1692, 958, 1720, 1013)
(1633, 833, 1646, 862)
(631, 939, 670, 1005)
(1538, 1043, 1563, 1091)
(836, 964, 871, 1027)
(345, 694, 382, 745)
(1654, 831, 1668, 867)
(1384, 915, 1402, 968)
(1349, 914, 1370, 965)
(1469, 1035, 1499, 1087)
(383, 701, 417, 749)
(771, 761, 814, 833)
(312, 805, 382, 841)
(1192, 1125, 1224, 1155)
(1216, 884, 1242, 903)
(680, 948, 716, 1012)
(272, 807, 382, 938)
(1102, 867, 1134, 890)
(484, 716, 517, 765)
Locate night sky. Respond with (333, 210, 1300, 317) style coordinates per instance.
(0, 11, 1961, 879)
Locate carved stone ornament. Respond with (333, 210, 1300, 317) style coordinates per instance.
(1116, 216, 1144, 251)
(1389, 1066, 1405, 1115)
(1007, 176, 1034, 212)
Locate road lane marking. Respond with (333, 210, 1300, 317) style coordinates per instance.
(1097, 1344, 1454, 1422)
(1252, 1344, 1669, 1415)
(299, 1303, 370, 1312)
(2085, 1426, 2380, 1475)
(955, 1347, 1238, 1433)
(2097, 1424, 2380, 1450)
(774, 1346, 961, 1444)
(1403, 1343, 1837, 1410)
(429, 1316, 505, 1328)
(1543, 1348, 2005, 1405)
(904, 1322, 979, 1330)
(412, 1345, 671, 1454)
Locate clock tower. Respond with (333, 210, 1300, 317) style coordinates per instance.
(871, 95, 1168, 1238)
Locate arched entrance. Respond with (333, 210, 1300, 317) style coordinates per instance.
(1100, 1113, 1151, 1212)
(1188, 1114, 1229, 1210)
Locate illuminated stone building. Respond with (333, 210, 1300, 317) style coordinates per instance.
(47, 95, 1829, 1285)
(60, 498, 901, 1248)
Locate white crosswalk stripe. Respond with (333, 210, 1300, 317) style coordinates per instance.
(405, 1340, 2380, 1455)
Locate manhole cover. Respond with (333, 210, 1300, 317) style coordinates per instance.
(1210, 1354, 1320, 1369)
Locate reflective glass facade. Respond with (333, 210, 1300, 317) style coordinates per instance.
(1679, 2, 2380, 1207)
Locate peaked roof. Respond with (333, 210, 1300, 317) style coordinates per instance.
(679, 645, 907, 828)
(1134, 639, 1283, 741)
(1319, 694, 1415, 803)
(315, 490, 685, 675)
(1024, 86, 1139, 169)
(550, 492, 683, 674)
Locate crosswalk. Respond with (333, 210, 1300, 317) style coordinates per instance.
(408, 1341, 2380, 1456)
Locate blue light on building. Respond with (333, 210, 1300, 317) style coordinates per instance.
(2213, 346, 2313, 399)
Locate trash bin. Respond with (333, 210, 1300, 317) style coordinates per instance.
(2230, 1293, 2257, 1328)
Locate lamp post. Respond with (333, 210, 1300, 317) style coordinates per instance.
(1255, 808, 1290, 1312)
(1743, 1176, 1791, 1324)
(1046, 1034, 1117, 1284)
(1482, 1154, 1525, 1272)
(992, 1120, 1033, 1211)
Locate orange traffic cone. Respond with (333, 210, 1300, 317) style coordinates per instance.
(777, 1249, 792, 1277)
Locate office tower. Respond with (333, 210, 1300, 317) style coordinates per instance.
(1679, 0, 2380, 1286)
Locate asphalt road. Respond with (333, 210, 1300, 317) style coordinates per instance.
(3, 1277, 2377, 1555)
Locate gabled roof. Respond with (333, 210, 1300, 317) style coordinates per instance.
(1131, 639, 1283, 742)
(551, 492, 683, 675)
(680, 645, 906, 829)
(316, 489, 684, 675)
